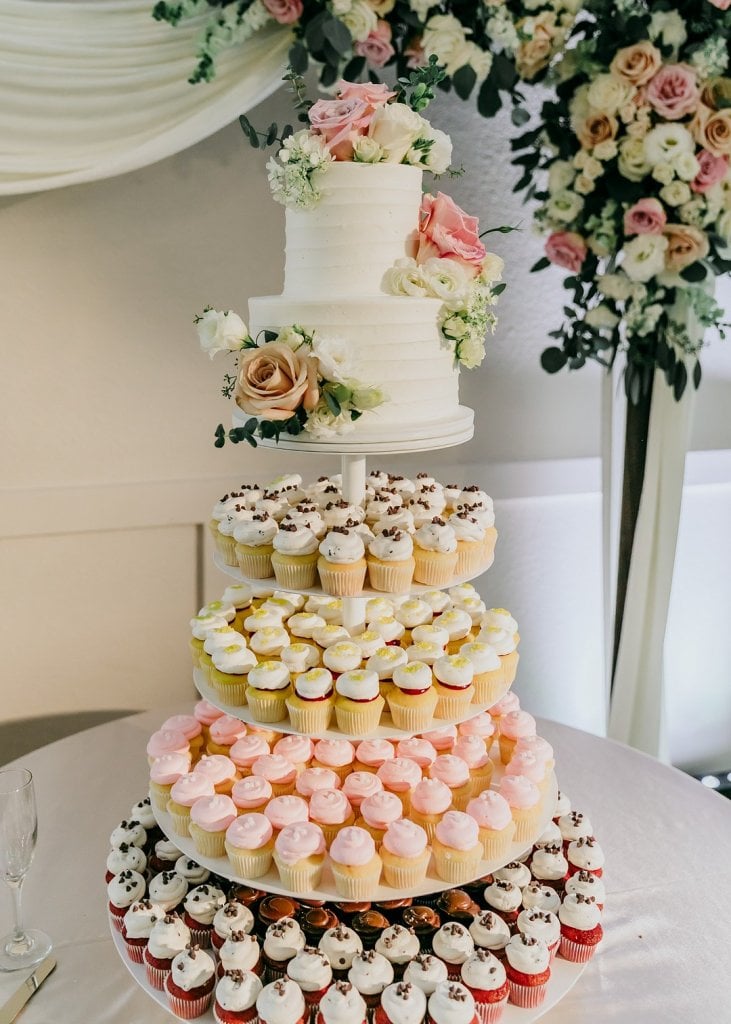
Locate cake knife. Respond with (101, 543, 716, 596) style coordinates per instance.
(0, 955, 56, 1024)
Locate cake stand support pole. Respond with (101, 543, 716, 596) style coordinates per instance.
(340, 453, 367, 634)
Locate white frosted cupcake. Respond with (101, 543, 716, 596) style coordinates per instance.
(246, 661, 292, 724)
(433, 923, 475, 981)
(285, 667, 335, 734)
(213, 970, 263, 1024)
(318, 528, 367, 596)
(403, 953, 448, 996)
(412, 518, 458, 587)
(367, 529, 415, 594)
(448, 512, 486, 576)
(334, 669, 385, 735)
(387, 661, 438, 732)
(433, 656, 475, 720)
(234, 513, 278, 579)
(256, 977, 307, 1024)
(272, 523, 320, 589)
(210, 643, 257, 707)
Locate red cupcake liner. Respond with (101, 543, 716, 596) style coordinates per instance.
(213, 1003, 259, 1024)
(108, 904, 126, 933)
(165, 989, 213, 1019)
(559, 936, 598, 963)
(211, 931, 226, 950)
(145, 961, 169, 991)
(507, 979, 548, 1009)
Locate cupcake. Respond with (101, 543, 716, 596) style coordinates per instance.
(452, 738, 493, 798)
(432, 923, 475, 981)
(412, 518, 458, 587)
(230, 736, 271, 778)
(530, 843, 569, 890)
(246, 662, 292, 724)
(148, 870, 188, 913)
(148, 838, 183, 875)
(350, 910, 390, 950)
(374, 926, 421, 982)
(448, 513, 485, 577)
(342, 772, 384, 811)
(410, 778, 453, 843)
(313, 624, 351, 650)
(164, 945, 216, 1019)
(432, 610, 474, 655)
(357, 791, 405, 849)
(334, 669, 385, 735)
(565, 871, 606, 909)
(403, 954, 448, 996)
(213, 969, 263, 1024)
(432, 657, 475, 721)
(147, 728, 190, 767)
(288, 612, 327, 640)
(189, 795, 238, 859)
(212, 902, 256, 950)
(329, 826, 383, 901)
(504, 750, 549, 795)
(297, 767, 342, 798)
(497, 711, 536, 765)
(251, 755, 297, 797)
(468, 913, 511, 957)
(354, 739, 396, 775)
(377, 758, 422, 815)
(210, 644, 257, 707)
(263, 917, 306, 981)
(458, 644, 504, 707)
(207, 719, 249, 759)
(318, 528, 367, 596)
(396, 738, 437, 771)
(367, 646, 409, 701)
(301, 908, 340, 947)
(493, 860, 531, 887)
(431, 812, 483, 886)
(483, 881, 522, 928)
(316, 980, 368, 1024)
(516, 910, 560, 962)
(216, 506, 255, 566)
(144, 912, 192, 990)
(285, 668, 336, 734)
(106, 842, 147, 884)
(460, 950, 509, 1024)
(231, 775, 273, 813)
(312, 739, 356, 783)
(419, 725, 457, 754)
(190, 613, 231, 669)
(264, 795, 310, 834)
(478, 611, 519, 686)
(402, 907, 442, 953)
(521, 883, 561, 915)
(367, 529, 415, 594)
(427, 981, 478, 1024)
(376, 981, 427, 1024)
(286, 947, 333, 1012)
(557, 810, 593, 844)
(183, 883, 227, 948)
(387, 662, 438, 732)
(234, 513, 278, 579)
(428, 756, 473, 812)
(318, 926, 364, 979)
(250, 627, 291, 660)
(380, 820, 431, 890)
(348, 950, 394, 1012)
(272, 523, 320, 589)
(149, 753, 193, 813)
(323, 641, 364, 677)
(309, 789, 355, 846)
(108, 870, 147, 932)
(273, 822, 327, 893)
(465, 792, 515, 861)
(497, 775, 542, 846)
(273, 735, 314, 774)
(503, 934, 550, 1009)
(567, 836, 605, 877)
(557, 893, 603, 963)
(194, 754, 239, 795)
(218, 932, 263, 977)
(256, 978, 307, 1024)
(122, 899, 165, 963)
(225, 813, 275, 879)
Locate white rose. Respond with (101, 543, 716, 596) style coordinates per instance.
(644, 124, 694, 167)
(382, 258, 429, 298)
(574, 174, 595, 195)
(420, 257, 472, 310)
(546, 188, 584, 223)
(196, 308, 247, 359)
(593, 139, 618, 162)
(598, 272, 632, 301)
(311, 333, 357, 383)
(275, 326, 307, 350)
(340, 0, 377, 41)
(368, 103, 426, 163)
(547, 159, 575, 193)
(585, 304, 619, 330)
(621, 234, 669, 283)
(587, 74, 634, 115)
(673, 152, 700, 182)
(660, 181, 691, 207)
(618, 138, 652, 182)
(583, 156, 603, 180)
(649, 10, 687, 50)
(480, 251, 505, 284)
(353, 136, 385, 163)
(651, 162, 675, 186)
(456, 334, 485, 369)
(422, 14, 467, 67)
(423, 127, 452, 174)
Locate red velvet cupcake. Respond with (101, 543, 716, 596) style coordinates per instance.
(213, 969, 263, 1024)
(503, 935, 550, 1009)
(164, 945, 216, 1019)
(558, 893, 603, 963)
(460, 950, 509, 1024)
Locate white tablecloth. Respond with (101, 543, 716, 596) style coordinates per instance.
(1, 709, 730, 1022)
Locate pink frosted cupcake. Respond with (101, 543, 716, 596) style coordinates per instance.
(251, 755, 297, 797)
(147, 729, 190, 767)
(167, 773, 216, 837)
(231, 775, 273, 813)
(225, 813, 275, 878)
(296, 767, 342, 798)
(395, 737, 437, 770)
(458, 714, 496, 746)
(149, 752, 193, 813)
(498, 774, 542, 845)
(410, 778, 453, 843)
(273, 735, 314, 775)
(194, 699, 226, 742)
(162, 714, 205, 760)
(230, 735, 271, 776)
(312, 739, 356, 783)
(497, 711, 536, 765)
(309, 789, 355, 846)
(356, 791, 404, 849)
(354, 739, 396, 775)
(428, 755, 472, 812)
(264, 795, 310, 834)
(194, 754, 240, 795)
(514, 735, 554, 774)
(420, 725, 457, 754)
(329, 826, 383, 900)
(432, 811, 483, 885)
(486, 693, 519, 727)
(380, 819, 431, 889)
(189, 794, 239, 858)
(273, 822, 327, 893)
(452, 737, 493, 797)
(376, 758, 423, 815)
(504, 750, 549, 794)
(342, 772, 384, 811)
(465, 792, 515, 861)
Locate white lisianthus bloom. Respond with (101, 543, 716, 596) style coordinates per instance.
(420, 257, 473, 310)
(196, 308, 248, 358)
(598, 272, 633, 302)
(382, 257, 429, 298)
(353, 136, 385, 163)
(593, 139, 618, 162)
(441, 311, 470, 340)
(340, 0, 377, 41)
(412, 125, 452, 174)
(311, 334, 357, 383)
(660, 181, 691, 207)
(456, 333, 486, 369)
(678, 196, 709, 228)
(587, 74, 635, 115)
(583, 156, 603, 180)
(622, 234, 669, 283)
(548, 160, 575, 193)
(585, 304, 619, 330)
(486, 10, 519, 51)
(644, 124, 695, 167)
(652, 162, 675, 186)
(348, 385, 386, 410)
(275, 326, 307, 350)
(546, 188, 584, 223)
(618, 138, 652, 182)
(673, 152, 700, 183)
(649, 10, 687, 50)
(422, 14, 468, 68)
(305, 403, 357, 439)
(368, 103, 426, 163)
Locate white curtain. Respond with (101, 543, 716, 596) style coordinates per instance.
(0, 0, 291, 195)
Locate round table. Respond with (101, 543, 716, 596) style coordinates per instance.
(1, 709, 729, 1022)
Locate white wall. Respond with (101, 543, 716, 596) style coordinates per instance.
(1, 85, 729, 766)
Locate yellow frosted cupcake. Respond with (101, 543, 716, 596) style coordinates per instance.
(386, 661, 438, 732)
(334, 669, 385, 735)
(412, 518, 458, 587)
(245, 661, 292, 723)
(285, 668, 336, 733)
(329, 826, 382, 900)
(459, 642, 505, 706)
(478, 609, 520, 685)
(271, 524, 320, 589)
(233, 513, 278, 579)
(432, 655, 475, 720)
(273, 821, 327, 893)
(224, 812, 275, 878)
(209, 643, 257, 707)
(366, 529, 415, 594)
(432, 811, 484, 885)
(317, 528, 367, 596)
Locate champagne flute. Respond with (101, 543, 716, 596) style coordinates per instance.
(0, 768, 52, 970)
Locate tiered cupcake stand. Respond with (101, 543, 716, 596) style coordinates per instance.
(109, 450, 592, 1021)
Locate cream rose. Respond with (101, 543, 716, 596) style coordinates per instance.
(621, 234, 669, 282)
(547, 160, 575, 193)
(416, 126, 452, 174)
(663, 223, 710, 271)
(576, 112, 618, 149)
(619, 138, 652, 181)
(610, 41, 663, 86)
(197, 308, 248, 359)
(340, 0, 378, 42)
(515, 13, 558, 80)
(585, 305, 619, 330)
(481, 251, 505, 284)
(235, 342, 319, 420)
(368, 102, 426, 163)
(353, 136, 385, 163)
(422, 14, 467, 67)
(587, 74, 635, 115)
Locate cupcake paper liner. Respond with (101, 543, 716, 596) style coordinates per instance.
(245, 691, 290, 724)
(380, 848, 431, 889)
(474, 995, 508, 1024)
(165, 979, 214, 1020)
(236, 547, 274, 580)
(559, 936, 597, 963)
(189, 821, 227, 859)
(225, 840, 274, 879)
(432, 841, 483, 885)
(272, 554, 319, 590)
(386, 691, 439, 733)
(330, 857, 382, 900)
(214, 1004, 259, 1024)
(507, 979, 548, 1009)
(334, 695, 385, 736)
(284, 697, 334, 735)
(317, 560, 367, 597)
(366, 558, 415, 595)
(412, 549, 458, 588)
(273, 853, 325, 894)
(123, 938, 147, 964)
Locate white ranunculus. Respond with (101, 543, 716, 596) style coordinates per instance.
(457, 333, 486, 369)
(196, 308, 247, 358)
(585, 304, 619, 330)
(462, 41, 493, 83)
(353, 136, 385, 163)
(420, 257, 472, 310)
(340, 0, 377, 41)
(382, 257, 429, 298)
(644, 124, 695, 167)
(275, 326, 307, 350)
(547, 160, 575, 193)
(660, 181, 691, 207)
(587, 74, 634, 115)
(649, 10, 687, 50)
(368, 103, 426, 163)
(618, 138, 652, 182)
(673, 152, 700, 183)
(598, 272, 633, 302)
(311, 333, 357, 383)
(422, 14, 467, 67)
(621, 234, 669, 283)
(546, 188, 584, 223)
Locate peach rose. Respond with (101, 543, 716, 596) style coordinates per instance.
(692, 105, 731, 157)
(663, 223, 710, 272)
(645, 64, 700, 121)
(354, 20, 395, 68)
(515, 14, 557, 80)
(405, 36, 427, 70)
(416, 192, 486, 275)
(691, 149, 729, 192)
(262, 0, 302, 24)
(235, 343, 319, 421)
(610, 41, 662, 86)
(545, 231, 587, 272)
(308, 96, 375, 160)
(624, 197, 667, 235)
(576, 112, 619, 149)
(336, 81, 396, 108)
(701, 78, 731, 111)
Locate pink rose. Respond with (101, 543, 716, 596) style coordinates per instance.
(354, 20, 395, 68)
(645, 64, 700, 121)
(261, 0, 302, 24)
(416, 193, 487, 275)
(404, 37, 427, 70)
(707, 0, 731, 9)
(624, 197, 667, 236)
(308, 97, 375, 160)
(691, 149, 729, 192)
(336, 81, 396, 108)
(545, 231, 587, 273)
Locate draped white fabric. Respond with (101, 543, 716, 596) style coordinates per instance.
(0, 0, 291, 195)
